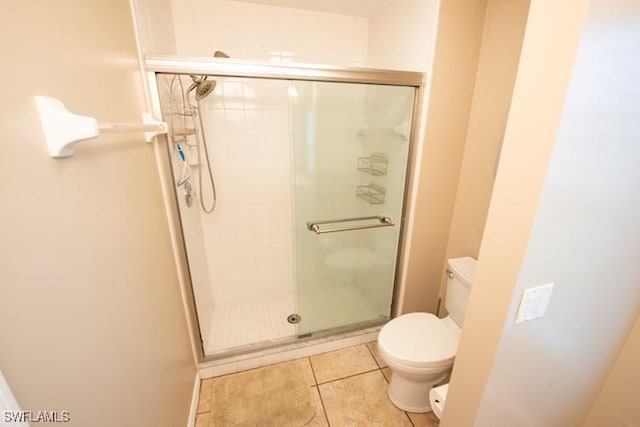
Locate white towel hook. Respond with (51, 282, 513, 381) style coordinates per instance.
(34, 96, 168, 158)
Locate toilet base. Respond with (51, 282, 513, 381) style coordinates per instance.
(386, 370, 448, 413)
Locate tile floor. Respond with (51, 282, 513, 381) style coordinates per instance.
(196, 342, 440, 427)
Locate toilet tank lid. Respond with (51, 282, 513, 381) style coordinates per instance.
(447, 257, 477, 287)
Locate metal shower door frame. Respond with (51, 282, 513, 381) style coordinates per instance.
(145, 55, 424, 86)
(145, 55, 425, 364)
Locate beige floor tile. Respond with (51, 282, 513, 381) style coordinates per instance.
(198, 359, 314, 414)
(205, 358, 317, 426)
(407, 411, 440, 427)
(310, 344, 378, 384)
(381, 366, 392, 382)
(366, 341, 388, 368)
(289, 357, 317, 386)
(194, 412, 209, 427)
(308, 386, 329, 426)
(197, 379, 213, 413)
(319, 370, 412, 426)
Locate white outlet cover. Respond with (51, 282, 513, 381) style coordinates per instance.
(515, 283, 554, 324)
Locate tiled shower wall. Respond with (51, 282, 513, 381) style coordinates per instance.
(196, 79, 380, 308)
(170, 0, 373, 313)
(170, 0, 369, 66)
(137, 0, 438, 72)
(198, 78, 294, 306)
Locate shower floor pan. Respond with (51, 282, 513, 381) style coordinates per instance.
(204, 282, 382, 356)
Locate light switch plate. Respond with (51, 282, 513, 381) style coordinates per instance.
(515, 283, 554, 324)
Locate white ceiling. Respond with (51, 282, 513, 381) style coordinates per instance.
(225, 0, 390, 17)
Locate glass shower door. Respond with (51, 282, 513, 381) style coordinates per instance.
(290, 81, 415, 337)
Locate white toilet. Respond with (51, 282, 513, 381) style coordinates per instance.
(377, 257, 476, 413)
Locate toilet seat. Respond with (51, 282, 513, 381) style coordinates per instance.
(378, 313, 460, 369)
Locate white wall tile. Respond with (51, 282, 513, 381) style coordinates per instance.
(171, 0, 368, 67)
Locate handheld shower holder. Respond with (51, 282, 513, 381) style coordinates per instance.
(35, 96, 168, 158)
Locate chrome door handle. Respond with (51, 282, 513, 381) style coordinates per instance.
(306, 215, 395, 234)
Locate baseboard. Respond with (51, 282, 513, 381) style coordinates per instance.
(187, 373, 201, 427)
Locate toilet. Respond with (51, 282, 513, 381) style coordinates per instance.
(377, 256, 476, 413)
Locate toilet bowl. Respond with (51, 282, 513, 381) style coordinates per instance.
(377, 257, 476, 413)
(378, 312, 460, 412)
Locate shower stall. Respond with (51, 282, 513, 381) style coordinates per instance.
(147, 57, 422, 359)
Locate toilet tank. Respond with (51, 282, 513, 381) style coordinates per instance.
(445, 257, 477, 327)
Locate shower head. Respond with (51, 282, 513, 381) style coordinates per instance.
(186, 51, 228, 101)
(194, 79, 216, 101)
(188, 75, 217, 101)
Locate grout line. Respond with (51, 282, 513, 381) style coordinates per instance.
(306, 353, 332, 426)
(380, 367, 390, 384)
(308, 355, 331, 427)
(315, 368, 381, 386)
(364, 341, 382, 368)
(307, 357, 319, 386)
(404, 410, 416, 427)
(313, 385, 331, 427)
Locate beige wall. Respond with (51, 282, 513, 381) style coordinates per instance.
(586, 314, 640, 426)
(399, 0, 488, 314)
(441, 0, 591, 425)
(443, 0, 529, 265)
(470, 0, 640, 424)
(444, 0, 640, 424)
(0, 2, 195, 426)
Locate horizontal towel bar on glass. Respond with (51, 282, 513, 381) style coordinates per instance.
(306, 215, 395, 234)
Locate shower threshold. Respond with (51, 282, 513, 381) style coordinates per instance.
(198, 321, 385, 378)
(206, 316, 387, 360)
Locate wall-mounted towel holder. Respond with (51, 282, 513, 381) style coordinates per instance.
(35, 96, 168, 158)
